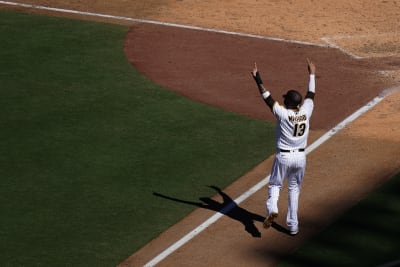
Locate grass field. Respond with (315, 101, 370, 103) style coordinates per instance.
(0, 9, 276, 266)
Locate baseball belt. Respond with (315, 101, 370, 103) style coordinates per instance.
(279, 148, 305, 153)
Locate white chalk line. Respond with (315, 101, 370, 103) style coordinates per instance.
(321, 32, 400, 59)
(144, 183, 267, 267)
(321, 36, 364, 59)
(1, 0, 387, 60)
(0, 0, 325, 48)
(1, 1, 397, 265)
(2, 0, 398, 60)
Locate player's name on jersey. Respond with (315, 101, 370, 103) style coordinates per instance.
(288, 114, 307, 123)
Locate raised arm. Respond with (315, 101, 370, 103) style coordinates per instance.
(305, 58, 316, 100)
(251, 62, 275, 110)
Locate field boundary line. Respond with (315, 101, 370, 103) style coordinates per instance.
(0, 0, 326, 48)
(321, 36, 363, 59)
(143, 86, 397, 266)
(3, 1, 398, 60)
(321, 32, 400, 59)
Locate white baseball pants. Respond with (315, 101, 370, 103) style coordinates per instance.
(266, 151, 306, 231)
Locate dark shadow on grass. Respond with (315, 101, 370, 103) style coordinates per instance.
(154, 185, 265, 238)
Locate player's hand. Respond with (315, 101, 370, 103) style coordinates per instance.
(252, 62, 258, 77)
(307, 58, 316, 75)
(252, 62, 264, 86)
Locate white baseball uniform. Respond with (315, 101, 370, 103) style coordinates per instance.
(263, 74, 315, 233)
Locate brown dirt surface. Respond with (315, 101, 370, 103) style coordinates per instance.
(2, 1, 399, 266)
(124, 22, 398, 130)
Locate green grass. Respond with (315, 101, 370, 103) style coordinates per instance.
(278, 172, 400, 267)
(0, 9, 276, 266)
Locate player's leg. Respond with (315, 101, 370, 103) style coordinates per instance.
(287, 175, 301, 234)
(267, 155, 286, 214)
(264, 154, 287, 228)
(286, 155, 306, 235)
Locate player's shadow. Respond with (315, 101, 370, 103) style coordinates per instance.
(271, 222, 293, 236)
(153, 185, 265, 238)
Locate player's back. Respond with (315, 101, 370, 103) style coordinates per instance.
(272, 99, 314, 150)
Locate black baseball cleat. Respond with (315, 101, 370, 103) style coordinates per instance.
(263, 212, 278, 229)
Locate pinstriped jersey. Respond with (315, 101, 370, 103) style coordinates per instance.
(272, 98, 314, 150)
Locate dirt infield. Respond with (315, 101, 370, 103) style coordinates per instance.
(124, 22, 398, 130)
(2, 1, 399, 266)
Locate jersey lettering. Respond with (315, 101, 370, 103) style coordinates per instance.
(288, 114, 307, 123)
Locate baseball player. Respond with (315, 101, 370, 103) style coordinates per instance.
(251, 59, 316, 235)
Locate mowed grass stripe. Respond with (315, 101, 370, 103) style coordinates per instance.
(0, 9, 275, 266)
